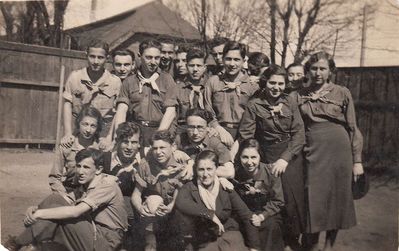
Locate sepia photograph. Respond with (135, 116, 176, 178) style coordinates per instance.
(0, 0, 398, 250)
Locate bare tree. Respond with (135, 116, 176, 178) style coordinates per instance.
(0, 0, 69, 47)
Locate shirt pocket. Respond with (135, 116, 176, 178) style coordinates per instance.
(129, 87, 143, 104)
(276, 105, 292, 130)
(324, 102, 343, 119)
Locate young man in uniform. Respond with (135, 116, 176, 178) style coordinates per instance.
(62, 41, 122, 147)
(173, 45, 189, 83)
(159, 38, 176, 77)
(112, 49, 136, 81)
(131, 130, 190, 251)
(176, 108, 235, 179)
(204, 41, 259, 150)
(175, 48, 208, 133)
(113, 39, 177, 150)
(208, 37, 229, 76)
(5, 148, 128, 251)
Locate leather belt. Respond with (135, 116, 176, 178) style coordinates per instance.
(220, 122, 240, 129)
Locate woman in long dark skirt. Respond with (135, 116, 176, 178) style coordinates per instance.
(297, 51, 364, 251)
(239, 65, 306, 250)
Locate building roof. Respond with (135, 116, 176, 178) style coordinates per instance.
(66, 1, 201, 50)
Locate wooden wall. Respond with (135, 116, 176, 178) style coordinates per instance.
(335, 67, 399, 165)
(0, 41, 87, 144)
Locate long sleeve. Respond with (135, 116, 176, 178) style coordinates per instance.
(343, 88, 363, 163)
(229, 190, 261, 249)
(48, 148, 67, 194)
(238, 102, 257, 141)
(204, 78, 218, 120)
(280, 97, 306, 162)
(261, 172, 284, 219)
(175, 183, 215, 220)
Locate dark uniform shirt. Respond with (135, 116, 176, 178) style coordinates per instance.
(295, 83, 363, 163)
(176, 133, 231, 165)
(116, 68, 177, 123)
(239, 92, 305, 162)
(135, 153, 187, 205)
(176, 76, 209, 122)
(234, 162, 284, 218)
(204, 72, 259, 124)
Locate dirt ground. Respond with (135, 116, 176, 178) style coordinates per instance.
(0, 149, 398, 251)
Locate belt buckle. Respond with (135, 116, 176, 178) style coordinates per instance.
(142, 121, 149, 127)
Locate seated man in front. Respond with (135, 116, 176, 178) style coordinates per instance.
(176, 108, 235, 179)
(131, 130, 191, 251)
(5, 148, 127, 251)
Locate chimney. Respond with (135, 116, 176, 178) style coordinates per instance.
(90, 0, 97, 22)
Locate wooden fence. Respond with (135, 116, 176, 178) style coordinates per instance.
(0, 41, 397, 164)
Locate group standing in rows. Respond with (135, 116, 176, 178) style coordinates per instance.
(6, 37, 364, 251)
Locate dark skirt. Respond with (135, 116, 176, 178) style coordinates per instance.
(304, 122, 356, 233)
(260, 140, 306, 235)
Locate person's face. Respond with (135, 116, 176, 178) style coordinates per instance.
(79, 116, 98, 140)
(287, 66, 304, 82)
(240, 147, 260, 174)
(140, 47, 161, 74)
(186, 115, 208, 143)
(152, 140, 175, 165)
(113, 55, 134, 80)
(196, 159, 217, 188)
(309, 59, 330, 85)
(160, 43, 175, 66)
(223, 50, 244, 76)
(187, 58, 206, 81)
(211, 44, 224, 66)
(266, 74, 286, 99)
(76, 157, 101, 185)
(174, 52, 188, 76)
(117, 133, 140, 161)
(87, 47, 107, 71)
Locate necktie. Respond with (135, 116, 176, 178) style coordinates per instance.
(222, 81, 241, 96)
(189, 85, 204, 109)
(137, 71, 160, 94)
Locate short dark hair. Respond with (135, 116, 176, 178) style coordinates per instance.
(304, 51, 336, 73)
(176, 44, 190, 54)
(222, 41, 246, 59)
(75, 148, 104, 170)
(151, 130, 175, 145)
(159, 38, 176, 47)
(194, 150, 219, 180)
(186, 108, 213, 124)
(259, 64, 286, 88)
(115, 122, 141, 144)
(139, 39, 162, 55)
(86, 40, 109, 55)
(186, 48, 206, 63)
(74, 105, 103, 140)
(248, 52, 270, 68)
(112, 49, 135, 61)
(209, 37, 229, 50)
(234, 138, 263, 166)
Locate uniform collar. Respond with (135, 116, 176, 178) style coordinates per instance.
(220, 70, 249, 84)
(183, 75, 209, 89)
(110, 151, 141, 171)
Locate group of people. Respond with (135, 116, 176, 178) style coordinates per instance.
(5, 36, 364, 251)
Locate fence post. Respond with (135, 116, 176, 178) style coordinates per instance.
(55, 65, 65, 151)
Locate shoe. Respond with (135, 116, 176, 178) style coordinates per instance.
(3, 235, 22, 251)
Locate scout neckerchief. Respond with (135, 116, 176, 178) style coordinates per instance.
(110, 151, 140, 176)
(198, 175, 220, 211)
(222, 81, 241, 96)
(189, 85, 205, 109)
(137, 71, 160, 94)
(301, 84, 342, 106)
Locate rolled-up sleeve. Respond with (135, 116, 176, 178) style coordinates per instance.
(81, 182, 116, 211)
(116, 78, 132, 106)
(62, 72, 76, 102)
(163, 78, 178, 108)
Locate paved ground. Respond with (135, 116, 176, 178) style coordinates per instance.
(0, 149, 397, 250)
